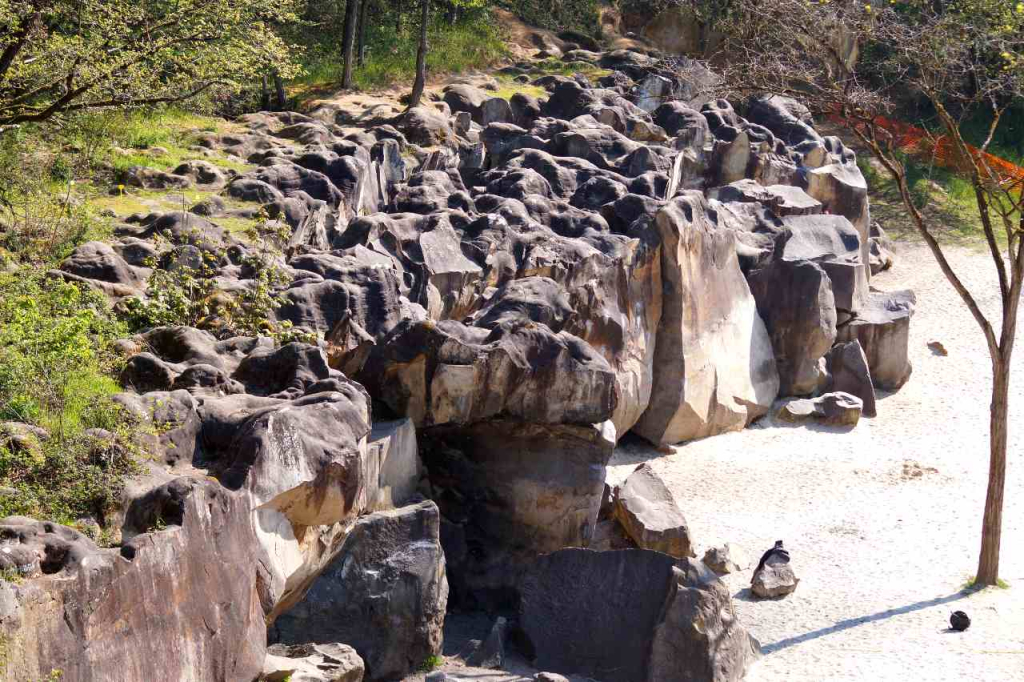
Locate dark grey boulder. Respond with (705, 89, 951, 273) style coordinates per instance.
(748, 255, 837, 396)
(422, 420, 615, 609)
(269, 501, 448, 682)
(823, 340, 877, 417)
(519, 549, 760, 682)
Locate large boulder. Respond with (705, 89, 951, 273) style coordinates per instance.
(778, 214, 867, 315)
(358, 318, 617, 428)
(748, 255, 837, 396)
(822, 340, 876, 417)
(635, 192, 779, 445)
(836, 289, 915, 390)
(613, 463, 694, 558)
(518, 549, 760, 682)
(269, 501, 449, 682)
(805, 163, 870, 275)
(0, 479, 267, 682)
(395, 107, 455, 146)
(422, 420, 616, 609)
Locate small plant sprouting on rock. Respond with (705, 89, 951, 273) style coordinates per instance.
(120, 210, 315, 345)
(418, 654, 443, 672)
(0, 568, 23, 585)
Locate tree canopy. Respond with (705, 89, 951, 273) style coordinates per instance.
(0, 0, 304, 128)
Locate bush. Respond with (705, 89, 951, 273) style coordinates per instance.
(0, 126, 109, 265)
(0, 271, 139, 530)
(0, 272, 126, 436)
(121, 213, 314, 344)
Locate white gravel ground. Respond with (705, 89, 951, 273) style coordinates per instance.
(610, 242, 1024, 682)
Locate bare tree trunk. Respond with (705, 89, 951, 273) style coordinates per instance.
(977, 353, 1011, 584)
(407, 0, 429, 110)
(260, 73, 270, 111)
(357, 0, 371, 67)
(342, 0, 359, 89)
(274, 72, 286, 111)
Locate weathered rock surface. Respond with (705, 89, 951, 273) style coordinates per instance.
(465, 616, 508, 669)
(269, 501, 448, 682)
(751, 555, 800, 599)
(423, 420, 615, 608)
(519, 548, 760, 682)
(749, 252, 837, 396)
(11, 44, 920, 681)
(778, 391, 863, 427)
(702, 543, 749, 576)
(634, 193, 779, 445)
(823, 340, 877, 417)
(261, 643, 365, 682)
(0, 479, 267, 682)
(613, 463, 694, 558)
(837, 289, 916, 390)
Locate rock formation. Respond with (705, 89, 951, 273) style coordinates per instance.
(4, 40, 916, 682)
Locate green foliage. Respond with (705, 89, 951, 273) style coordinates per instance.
(0, 272, 126, 436)
(0, 271, 139, 527)
(0, 0, 305, 127)
(0, 568, 22, 584)
(0, 125, 110, 265)
(418, 654, 443, 672)
(122, 212, 313, 344)
(293, 12, 507, 94)
(120, 249, 221, 331)
(498, 0, 601, 34)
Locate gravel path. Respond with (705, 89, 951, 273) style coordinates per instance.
(610, 242, 1024, 682)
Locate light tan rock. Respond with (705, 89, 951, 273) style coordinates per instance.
(614, 463, 694, 558)
(634, 192, 780, 445)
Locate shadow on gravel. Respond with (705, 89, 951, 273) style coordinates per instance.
(753, 591, 973, 654)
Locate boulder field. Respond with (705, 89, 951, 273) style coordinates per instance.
(1, 47, 913, 682)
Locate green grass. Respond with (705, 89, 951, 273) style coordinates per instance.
(492, 77, 549, 101)
(962, 576, 1012, 591)
(525, 57, 612, 80)
(856, 152, 1007, 243)
(86, 187, 255, 223)
(64, 108, 253, 181)
(0, 272, 140, 529)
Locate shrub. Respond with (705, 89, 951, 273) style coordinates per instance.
(0, 270, 139, 529)
(0, 272, 126, 437)
(122, 212, 314, 344)
(0, 126, 109, 265)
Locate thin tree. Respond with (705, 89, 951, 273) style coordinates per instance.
(341, 0, 360, 89)
(717, 0, 1024, 586)
(407, 0, 430, 109)
(357, 0, 372, 67)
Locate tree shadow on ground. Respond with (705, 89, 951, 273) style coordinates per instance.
(746, 589, 975, 654)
